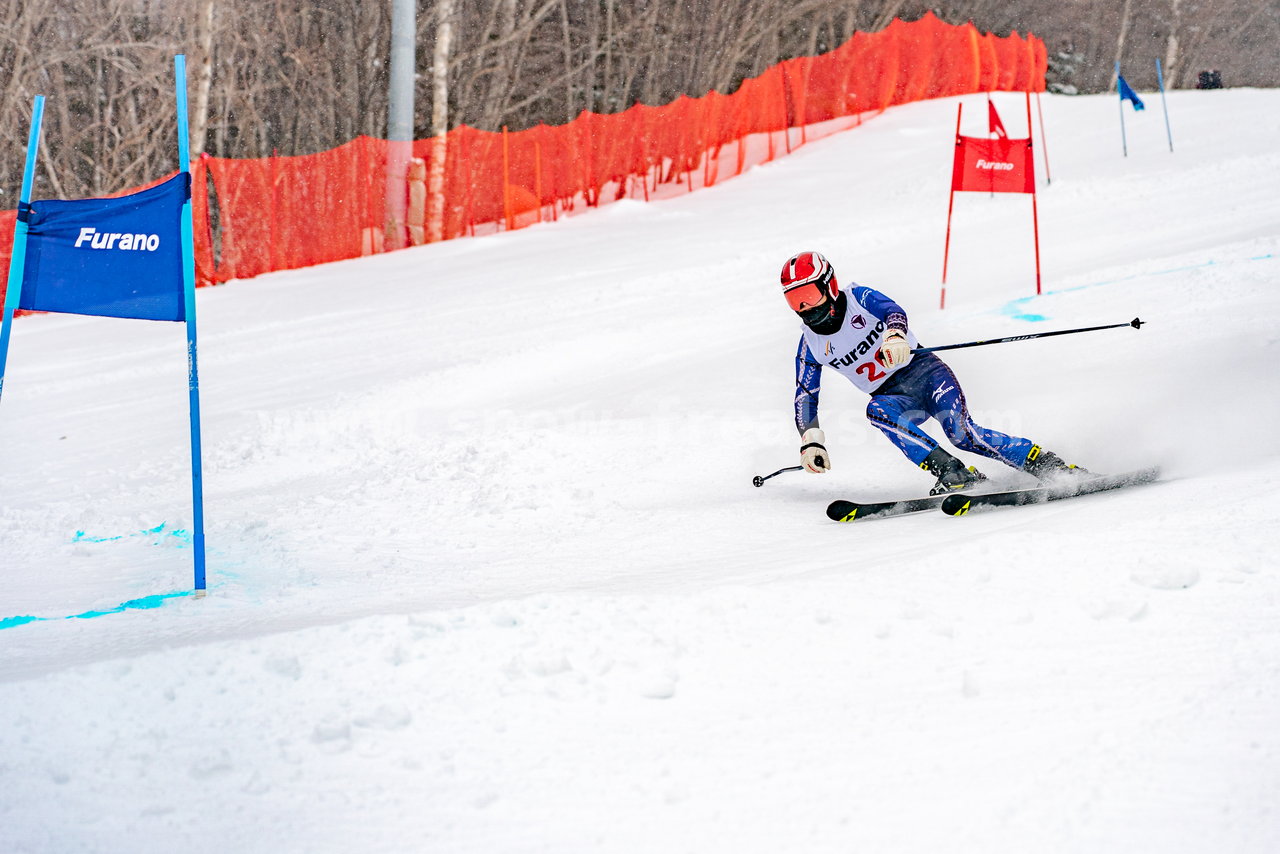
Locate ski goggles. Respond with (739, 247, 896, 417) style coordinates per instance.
(783, 281, 828, 312)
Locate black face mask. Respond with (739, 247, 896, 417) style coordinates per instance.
(799, 291, 845, 333)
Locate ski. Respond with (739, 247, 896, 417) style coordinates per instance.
(940, 466, 1161, 516)
(826, 495, 947, 522)
(826, 477, 1016, 522)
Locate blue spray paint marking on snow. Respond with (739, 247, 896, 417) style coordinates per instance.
(72, 522, 192, 547)
(1, 523, 202, 629)
(999, 253, 1276, 323)
(69, 592, 192, 619)
(0, 591, 193, 630)
(1000, 286, 1089, 323)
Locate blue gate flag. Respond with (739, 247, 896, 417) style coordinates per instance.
(2, 56, 207, 594)
(17, 173, 190, 321)
(1118, 75, 1146, 111)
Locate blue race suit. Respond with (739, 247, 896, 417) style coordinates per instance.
(795, 287, 1035, 469)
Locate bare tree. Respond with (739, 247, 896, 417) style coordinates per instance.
(190, 0, 215, 155)
(2, 0, 1278, 204)
(428, 0, 454, 243)
(1112, 0, 1134, 90)
(1162, 0, 1183, 88)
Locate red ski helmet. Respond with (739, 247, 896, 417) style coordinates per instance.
(781, 251, 838, 312)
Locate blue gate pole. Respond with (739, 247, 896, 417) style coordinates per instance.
(0, 96, 45, 404)
(1115, 62, 1128, 158)
(1156, 58, 1175, 153)
(174, 55, 207, 591)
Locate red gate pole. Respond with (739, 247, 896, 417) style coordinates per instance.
(1026, 92, 1042, 294)
(940, 103, 963, 310)
(1031, 189, 1042, 295)
(940, 187, 957, 310)
(1034, 90, 1052, 185)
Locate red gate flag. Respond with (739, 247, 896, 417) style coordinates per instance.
(951, 135, 1034, 194)
(940, 94, 1042, 309)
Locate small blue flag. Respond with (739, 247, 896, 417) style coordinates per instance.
(17, 173, 190, 321)
(1118, 76, 1145, 111)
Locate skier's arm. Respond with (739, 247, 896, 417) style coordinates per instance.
(851, 286, 909, 334)
(852, 285, 911, 366)
(795, 337, 823, 434)
(795, 337, 831, 473)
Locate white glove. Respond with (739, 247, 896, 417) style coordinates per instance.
(800, 427, 830, 473)
(880, 328, 911, 367)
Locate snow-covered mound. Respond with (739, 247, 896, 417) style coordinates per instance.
(2, 89, 1278, 853)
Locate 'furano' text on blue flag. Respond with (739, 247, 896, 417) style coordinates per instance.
(17, 173, 190, 321)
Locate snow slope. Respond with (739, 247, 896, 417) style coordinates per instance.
(2, 88, 1279, 853)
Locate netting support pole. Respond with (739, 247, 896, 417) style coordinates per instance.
(385, 0, 415, 250)
(502, 125, 514, 230)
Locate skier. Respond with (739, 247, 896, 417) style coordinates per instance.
(782, 250, 1084, 495)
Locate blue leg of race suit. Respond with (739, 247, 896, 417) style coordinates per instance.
(866, 394, 940, 465)
(865, 354, 1035, 469)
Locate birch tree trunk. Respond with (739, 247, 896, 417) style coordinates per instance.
(1163, 0, 1183, 90)
(190, 0, 215, 156)
(1112, 0, 1134, 89)
(427, 0, 455, 244)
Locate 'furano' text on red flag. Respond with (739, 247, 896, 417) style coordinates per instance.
(951, 135, 1035, 195)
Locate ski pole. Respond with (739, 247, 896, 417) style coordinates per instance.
(912, 317, 1144, 355)
(753, 465, 803, 487)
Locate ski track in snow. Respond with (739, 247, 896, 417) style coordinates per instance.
(1, 89, 1279, 853)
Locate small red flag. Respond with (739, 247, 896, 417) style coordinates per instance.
(987, 99, 1008, 139)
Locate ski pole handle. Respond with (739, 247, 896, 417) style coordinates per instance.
(912, 317, 1144, 355)
(753, 465, 803, 487)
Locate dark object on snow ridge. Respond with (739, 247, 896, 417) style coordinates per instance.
(1197, 70, 1223, 90)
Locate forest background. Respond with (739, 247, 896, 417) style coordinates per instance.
(0, 0, 1275, 201)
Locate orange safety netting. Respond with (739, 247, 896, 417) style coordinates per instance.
(1, 14, 1045, 298)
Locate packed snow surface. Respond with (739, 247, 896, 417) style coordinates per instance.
(2, 89, 1279, 853)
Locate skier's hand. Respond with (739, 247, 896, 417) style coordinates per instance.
(880, 329, 911, 367)
(800, 427, 831, 473)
